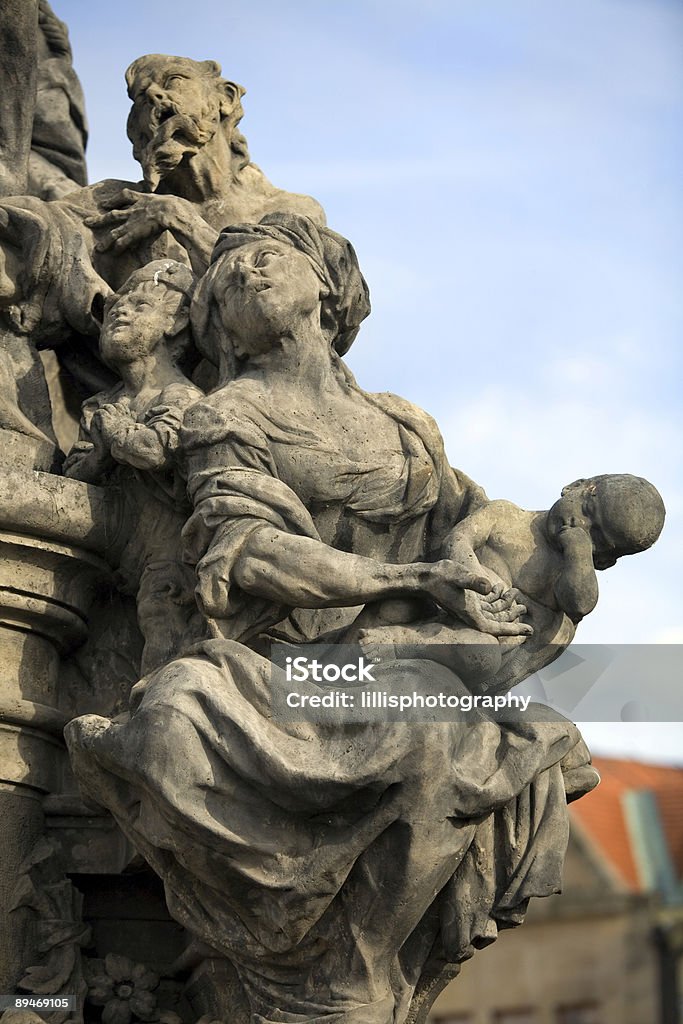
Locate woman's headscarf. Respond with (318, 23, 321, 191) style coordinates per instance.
(191, 213, 371, 373)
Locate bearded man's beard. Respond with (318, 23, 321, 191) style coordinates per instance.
(138, 110, 219, 191)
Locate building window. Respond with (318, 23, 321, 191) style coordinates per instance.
(493, 1011, 539, 1024)
(556, 1004, 600, 1024)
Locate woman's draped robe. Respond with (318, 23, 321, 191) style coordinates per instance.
(66, 383, 594, 1022)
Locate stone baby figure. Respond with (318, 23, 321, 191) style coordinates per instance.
(64, 260, 203, 672)
(354, 474, 665, 693)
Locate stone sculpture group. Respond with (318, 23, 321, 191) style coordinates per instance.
(0, 7, 666, 1024)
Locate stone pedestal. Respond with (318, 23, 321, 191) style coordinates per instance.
(0, 461, 111, 993)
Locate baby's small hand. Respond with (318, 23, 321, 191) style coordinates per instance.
(557, 523, 593, 551)
(102, 398, 133, 419)
(63, 444, 91, 478)
(92, 401, 133, 444)
(114, 395, 133, 414)
(63, 442, 111, 483)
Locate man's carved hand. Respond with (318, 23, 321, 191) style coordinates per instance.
(86, 189, 202, 254)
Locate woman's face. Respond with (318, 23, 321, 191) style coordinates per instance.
(214, 239, 324, 356)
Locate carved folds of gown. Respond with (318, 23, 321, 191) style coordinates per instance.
(66, 386, 587, 1020)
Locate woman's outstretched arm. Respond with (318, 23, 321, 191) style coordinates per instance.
(231, 526, 448, 609)
(221, 525, 528, 637)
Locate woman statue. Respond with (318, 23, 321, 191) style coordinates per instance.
(66, 215, 596, 1024)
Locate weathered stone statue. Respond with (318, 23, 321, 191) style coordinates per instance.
(30, 0, 89, 200)
(0, 50, 323, 455)
(64, 215, 659, 1022)
(63, 260, 203, 673)
(0, 0, 39, 199)
(0, 12, 667, 1024)
(0, 0, 87, 464)
(353, 473, 666, 693)
(0, 0, 86, 201)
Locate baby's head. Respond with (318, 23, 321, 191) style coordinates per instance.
(551, 474, 665, 569)
(99, 260, 195, 369)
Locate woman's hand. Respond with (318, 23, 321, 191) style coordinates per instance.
(426, 558, 492, 603)
(426, 560, 533, 637)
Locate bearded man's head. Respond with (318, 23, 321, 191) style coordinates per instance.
(125, 55, 248, 191)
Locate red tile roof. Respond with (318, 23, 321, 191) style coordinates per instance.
(570, 757, 683, 892)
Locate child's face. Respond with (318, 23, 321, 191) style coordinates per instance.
(100, 282, 181, 366)
(548, 480, 618, 568)
(582, 482, 620, 569)
(547, 482, 593, 538)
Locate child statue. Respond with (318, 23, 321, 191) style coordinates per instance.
(352, 473, 666, 693)
(64, 259, 203, 672)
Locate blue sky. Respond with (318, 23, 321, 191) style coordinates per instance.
(58, 0, 683, 761)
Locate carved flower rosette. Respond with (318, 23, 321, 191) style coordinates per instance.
(84, 955, 159, 1024)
